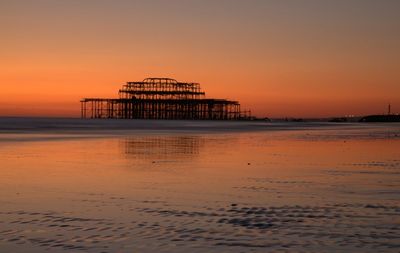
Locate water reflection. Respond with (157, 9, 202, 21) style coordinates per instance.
(1, 126, 399, 253)
(122, 135, 204, 161)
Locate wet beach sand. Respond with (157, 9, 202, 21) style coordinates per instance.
(0, 118, 399, 252)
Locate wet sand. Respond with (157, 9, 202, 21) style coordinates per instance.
(0, 119, 399, 252)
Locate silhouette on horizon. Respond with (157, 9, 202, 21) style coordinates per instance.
(81, 78, 250, 120)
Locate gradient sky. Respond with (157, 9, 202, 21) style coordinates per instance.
(1, 0, 399, 117)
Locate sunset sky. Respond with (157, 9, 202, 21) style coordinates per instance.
(1, 0, 399, 118)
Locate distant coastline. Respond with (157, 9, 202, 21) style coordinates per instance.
(271, 114, 400, 123)
(359, 114, 400, 122)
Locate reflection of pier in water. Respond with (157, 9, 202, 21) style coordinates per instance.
(122, 136, 204, 161)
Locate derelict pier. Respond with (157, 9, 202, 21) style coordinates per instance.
(81, 78, 250, 120)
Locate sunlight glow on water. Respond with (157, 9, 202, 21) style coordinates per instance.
(0, 125, 399, 252)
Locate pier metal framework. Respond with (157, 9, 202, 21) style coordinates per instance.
(81, 78, 250, 120)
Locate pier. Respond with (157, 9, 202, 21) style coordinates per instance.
(81, 78, 250, 120)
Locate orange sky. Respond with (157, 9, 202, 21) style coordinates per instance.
(1, 0, 399, 118)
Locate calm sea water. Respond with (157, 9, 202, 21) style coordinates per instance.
(0, 119, 399, 252)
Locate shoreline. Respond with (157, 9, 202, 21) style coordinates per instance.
(0, 118, 399, 143)
(0, 118, 396, 133)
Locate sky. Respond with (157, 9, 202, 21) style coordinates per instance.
(1, 0, 399, 118)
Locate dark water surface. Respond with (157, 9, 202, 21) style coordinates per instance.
(0, 119, 399, 252)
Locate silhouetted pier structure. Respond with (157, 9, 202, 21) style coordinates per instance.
(81, 78, 250, 120)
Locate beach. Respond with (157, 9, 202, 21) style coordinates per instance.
(0, 118, 399, 252)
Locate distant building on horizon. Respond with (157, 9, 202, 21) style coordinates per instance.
(81, 77, 250, 120)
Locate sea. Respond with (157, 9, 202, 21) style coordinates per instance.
(0, 117, 399, 253)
